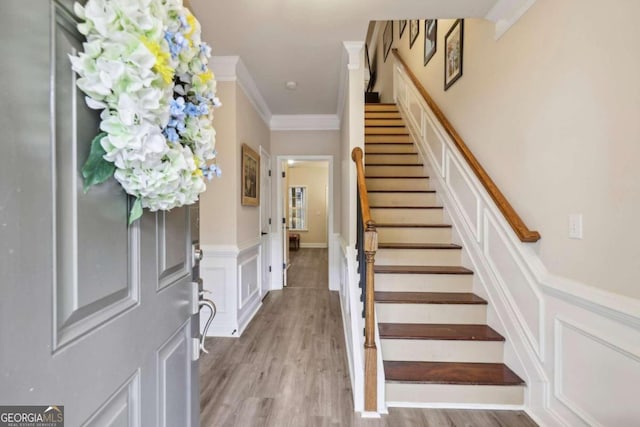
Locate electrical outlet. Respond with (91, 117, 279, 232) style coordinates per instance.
(568, 214, 583, 239)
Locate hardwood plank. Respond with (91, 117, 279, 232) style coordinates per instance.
(374, 265, 473, 274)
(379, 323, 505, 341)
(384, 361, 525, 386)
(375, 291, 487, 304)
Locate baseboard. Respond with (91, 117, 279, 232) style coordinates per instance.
(299, 242, 328, 248)
(386, 402, 525, 411)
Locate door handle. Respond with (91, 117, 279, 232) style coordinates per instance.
(261, 232, 268, 236)
(198, 298, 216, 354)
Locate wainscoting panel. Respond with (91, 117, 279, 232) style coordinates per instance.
(446, 153, 481, 241)
(484, 215, 543, 359)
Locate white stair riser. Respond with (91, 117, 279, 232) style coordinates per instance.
(365, 134, 413, 143)
(375, 273, 473, 293)
(371, 208, 442, 223)
(376, 249, 462, 266)
(369, 192, 436, 206)
(381, 339, 504, 363)
(366, 145, 416, 154)
(386, 383, 524, 406)
(366, 179, 430, 191)
(378, 228, 452, 244)
(366, 119, 405, 126)
(376, 303, 486, 324)
(365, 127, 408, 135)
(365, 165, 424, 177)
(365, 154, 420, 164)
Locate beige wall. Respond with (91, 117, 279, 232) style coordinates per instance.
(288, 165, 329, 245)
(200, 81, 270, 248)
(200, 82, 237, 245)
(236, 86, 270, 248)
(270, 130, 342, 235)
(374, 0, 640, 299)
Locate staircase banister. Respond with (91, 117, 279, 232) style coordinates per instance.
(351, 147, 376, 232)
(391, 49, 540, 243)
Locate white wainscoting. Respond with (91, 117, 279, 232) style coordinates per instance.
(200, 240, 262, 337)
(393, 60, 640, 426)
(337, 237, 365, 413)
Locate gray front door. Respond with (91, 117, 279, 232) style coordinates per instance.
(0, 1, 199, 426)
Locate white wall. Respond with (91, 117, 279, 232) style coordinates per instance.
(374, 0, 640, 300)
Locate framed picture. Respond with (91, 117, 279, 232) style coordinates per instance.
(444, 19, 464, 90)
(424, 20, 437, 66)
(383, 21, 393, 61)
(399, 20, 407, 38)
(409, 20, 419, 49)
(241, 143, 260, 206)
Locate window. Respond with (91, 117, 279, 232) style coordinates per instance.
(288, 186, 307, 230)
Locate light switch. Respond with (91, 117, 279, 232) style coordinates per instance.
(568, 214, 583, 239)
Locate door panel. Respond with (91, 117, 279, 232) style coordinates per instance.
(0, 2, 199, 426)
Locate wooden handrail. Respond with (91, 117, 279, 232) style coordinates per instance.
(391, 49, 540, 242)
(351, 146, 378, 412)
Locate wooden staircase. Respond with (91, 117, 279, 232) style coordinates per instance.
(365, 103, 525, 407)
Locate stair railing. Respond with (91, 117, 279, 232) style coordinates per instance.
(391, 49, 540, 242)
(351, 146, 378, 412)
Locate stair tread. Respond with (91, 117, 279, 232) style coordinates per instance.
(375, 265, 473, 274)
(384, 361, 525, 386)
(379, 323, 505, 341)
(367, 190, 436, 193)
(375, 292, 487, 304)
(379, 243, 462, 250)
(365, 163, 423, 167)
(376, 223, 452, 228)
(365, 153, 417, 155)
(366, 177, 429, 181)
(365, 142, 414, 145)
(370, 206, 443, 209)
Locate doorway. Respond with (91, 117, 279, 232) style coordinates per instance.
(276, 156, 333, 289)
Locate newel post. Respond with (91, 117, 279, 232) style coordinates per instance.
(364, 222, 378, 412)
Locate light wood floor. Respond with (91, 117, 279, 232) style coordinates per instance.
(287, 248, 328, 288)
(200, 249, 537, 426)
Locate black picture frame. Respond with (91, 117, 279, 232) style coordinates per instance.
(423, 20, 437, 66)
(383, 21, 393, 62)
(399, 20, 407, 38)
(409, 20, 419, 49)
(444, 19, 464, 90)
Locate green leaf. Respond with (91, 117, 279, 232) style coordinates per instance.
(82, 132, 115, 193)
(129, 198, 143, 225)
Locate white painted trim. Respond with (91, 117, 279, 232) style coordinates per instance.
(210, 55, 272, 127)
(485, 0, 537, 39)
(299, 243, 328, 249)
(270, 114, 340, 131)
(360, 412, 381, 419)
(238, 254, 260, 309)
(198, 244, 239, 257)
(387, 402, 526, 410)
(238, 238, 261, 254)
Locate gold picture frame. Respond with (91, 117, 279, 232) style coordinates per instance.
(241, 144, 260, 206)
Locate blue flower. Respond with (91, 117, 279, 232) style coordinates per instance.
(184, 102, 199, 117)
(170, 97, 186, 118)
(164, 127, 179, 143)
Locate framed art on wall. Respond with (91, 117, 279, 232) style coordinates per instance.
(241, 143, 260, 206)
(409, 20, 419, 49)
(444, 19, 464, 90)
(424, 19, 437, 66)
(399, 20, 407, 38)
(383, 21, 393, 61)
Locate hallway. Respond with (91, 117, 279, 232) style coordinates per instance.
(200, 249, 537, 426)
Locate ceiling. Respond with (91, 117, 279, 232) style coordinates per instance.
(191, 0, 498, 116)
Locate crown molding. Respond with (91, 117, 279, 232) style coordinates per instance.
(270, 114, 340, 131)
(485, 0, 537, 39)
(210, 56, 272, 126)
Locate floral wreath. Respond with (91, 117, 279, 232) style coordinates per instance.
(70, 0, 220, 223)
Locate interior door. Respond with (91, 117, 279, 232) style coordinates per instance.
(282, 162, 290, 287)
(0, 1, 199, 426)
(260, 148, 272, 297)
